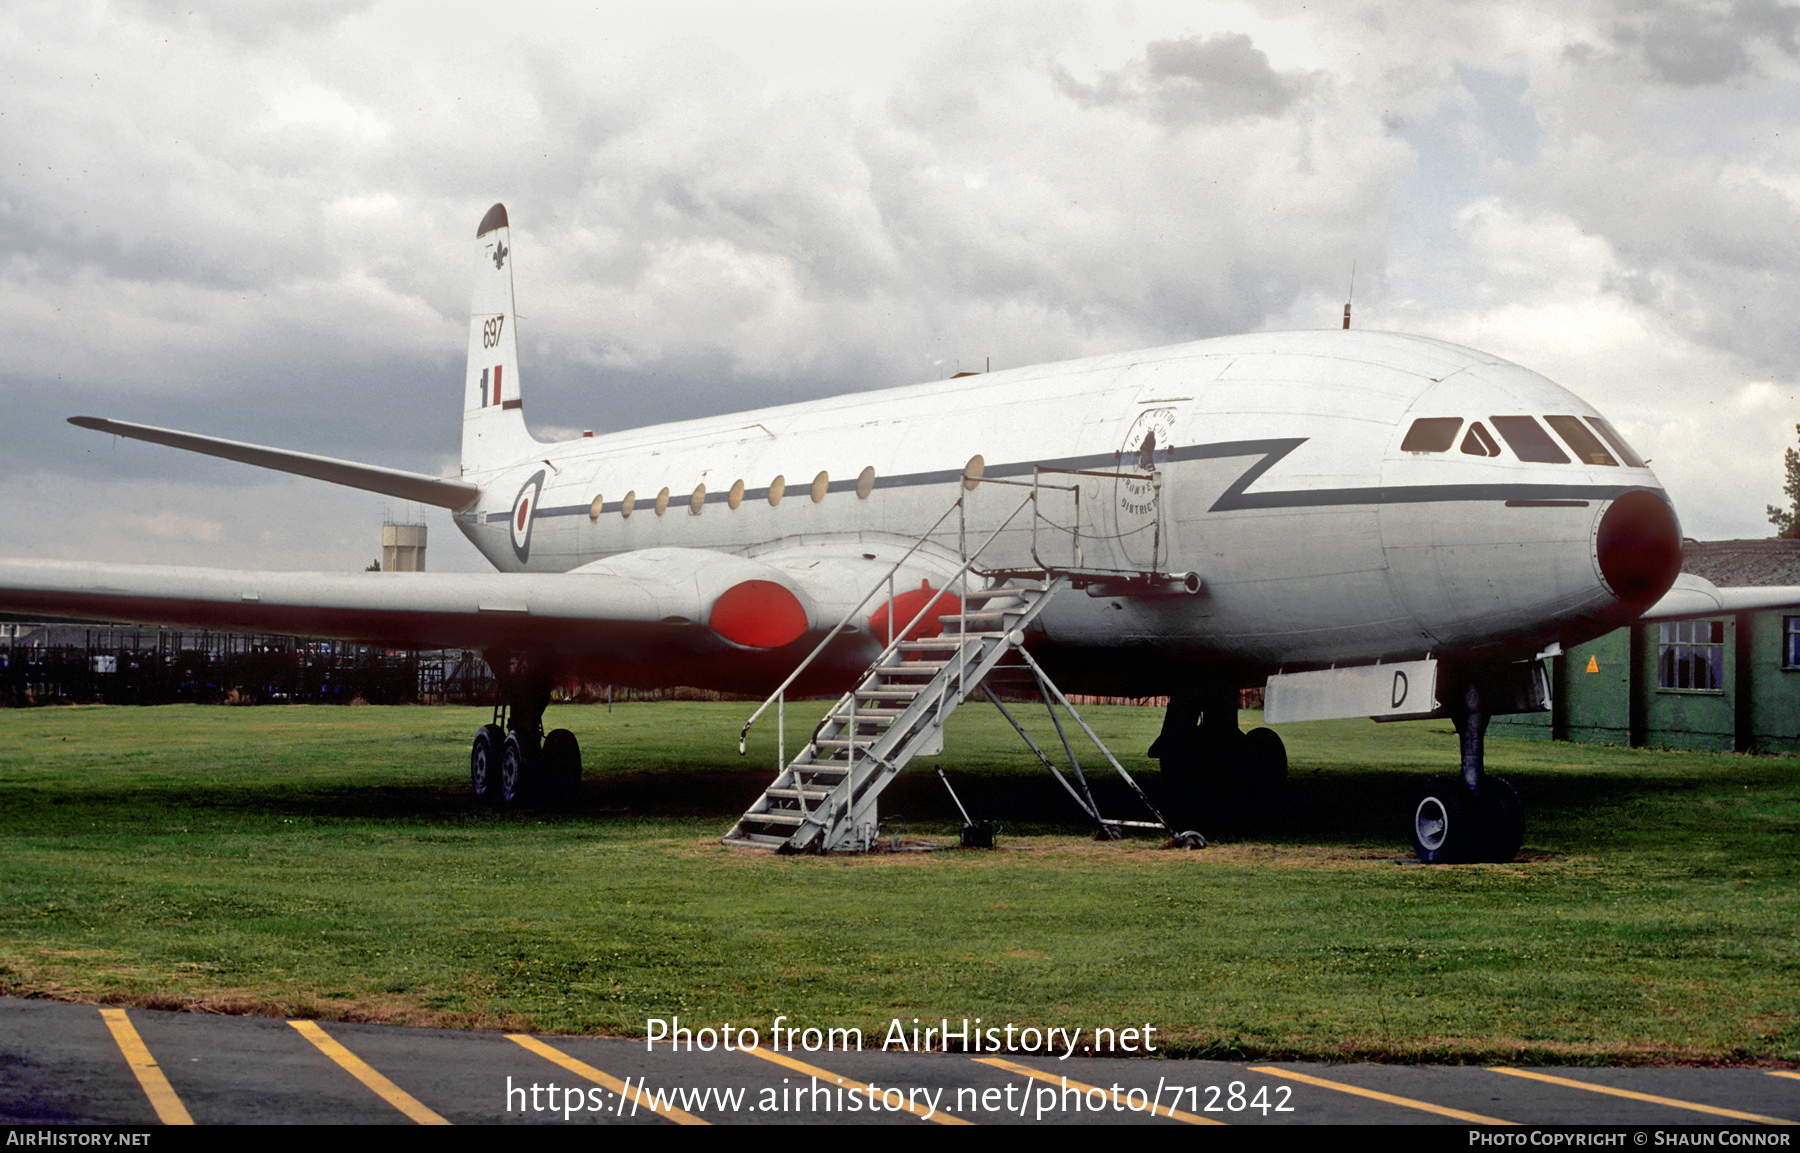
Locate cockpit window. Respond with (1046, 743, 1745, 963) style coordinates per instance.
(1544, 415, 1618, 466)
(1401, 417, 1463, 453)
(1461, 421, 1501, 457)
(1489, 416, 1570, 464)
(1584, 416, 1647, 468)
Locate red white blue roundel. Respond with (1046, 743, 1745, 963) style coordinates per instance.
(510, 470, 546, 563)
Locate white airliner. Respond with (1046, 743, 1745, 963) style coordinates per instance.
(3, 204, 1792, 863)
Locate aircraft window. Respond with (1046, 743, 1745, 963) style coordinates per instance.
(729, 479, 744, 509)
(589, 493, 604, 522)
(769, 475, 785, 505)
(621, 490, 635, 518)
(1544, 416, 1618, 466)
(655, 487, 671, 516)
(811, 471, 829, 503)
(1460, 422, 1500, 456)
(1400, 418, 1463, 453)
(963, 454, 985, 490)
(1659, 620, 1724, 691)
(1489, 416, 1570, 463)
(690, 484, 706, 515)
(856, 466, 876, 500)
(1585, 417, 1648, 468)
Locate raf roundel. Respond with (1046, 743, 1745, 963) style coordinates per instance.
(510, 470, 546, 563)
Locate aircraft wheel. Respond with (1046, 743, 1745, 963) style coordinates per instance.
(1240, 727, 1287, 812)
(1409, 777, 1480, 864)
(470, 724, 504, 803)
(1479, 776, 1524, 863)
(541, 728, 582, 805)
(500, 730, 536, 805)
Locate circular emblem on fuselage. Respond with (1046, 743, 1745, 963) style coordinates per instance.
(1114, 408, 1176, 568)
(510, 469, 546, 563)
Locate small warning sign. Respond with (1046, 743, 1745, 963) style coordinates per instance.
(1585, 655, 1600, 673)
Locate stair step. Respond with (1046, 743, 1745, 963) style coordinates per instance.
(766, 787, 834, 802)
(964, 583, 1043, 596)
(723, 831, 792, 849)
(741, 811, 807, 826)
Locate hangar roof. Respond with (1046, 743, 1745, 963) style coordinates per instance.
(1682, 539, 1800, 587)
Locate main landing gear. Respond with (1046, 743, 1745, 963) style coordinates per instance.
(1150, 688, 1288, 829)
(469, 654, 581, 808)
(1409, 681, 1524, 864)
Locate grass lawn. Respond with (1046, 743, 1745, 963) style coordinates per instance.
(0, 701, 1794, 1064)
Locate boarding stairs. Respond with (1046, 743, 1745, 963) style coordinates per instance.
(725, 481, 1186, 854)
(723, 578, 1062, 853)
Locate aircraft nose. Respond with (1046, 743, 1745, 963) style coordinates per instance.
(1595, 490, 1682, 606)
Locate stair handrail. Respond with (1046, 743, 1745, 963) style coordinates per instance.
(738, 487, 1037, 757)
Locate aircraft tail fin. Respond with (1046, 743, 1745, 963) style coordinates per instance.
(462, 203, 540, 475)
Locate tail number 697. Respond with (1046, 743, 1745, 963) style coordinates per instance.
(482, 315, 505, 349)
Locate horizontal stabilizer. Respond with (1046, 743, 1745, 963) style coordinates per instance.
(69, 417, 481, 511)
(1639, 573, 1800, 621)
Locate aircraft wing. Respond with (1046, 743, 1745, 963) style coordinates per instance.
(67, 417, 480, 511)
(1638, 572, 1800, 622)
(0, 548, 819, 675)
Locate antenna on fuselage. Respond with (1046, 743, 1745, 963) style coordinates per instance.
(1343, 260, 1356, 330)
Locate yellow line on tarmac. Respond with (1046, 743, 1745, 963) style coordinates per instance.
(287, 1020, 449, 1125)
(1491, 1067, 1795, 1125)
(975, 1056, 1224, 1125)
(743, 1046, 973, 1125)
(98, 1008, 194, 1126)
(506, 1034, 708, 1125)
(1248, 1065, 1515, 1125)
(1766, 1071, 1800, 1083)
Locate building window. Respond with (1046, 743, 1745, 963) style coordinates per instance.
(1658, 620, 1724, 691)
(1786, 617, 1800, 668)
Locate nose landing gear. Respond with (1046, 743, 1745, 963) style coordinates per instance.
(1410, 682, 1524, 863)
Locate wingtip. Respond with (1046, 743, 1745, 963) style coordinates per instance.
(477, 203, 508, 237)
(68, 416, 105, 430)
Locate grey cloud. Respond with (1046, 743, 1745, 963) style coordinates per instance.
(1606, 0, 1800, 86)
(1054, 32, 1311, 125)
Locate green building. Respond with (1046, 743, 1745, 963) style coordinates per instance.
(1492, 539, 1800, 754)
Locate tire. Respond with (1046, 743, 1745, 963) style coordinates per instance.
(1409, 776, 1480, 864)
(470, 724, 504, 803)
(1478, 776, 1524, 863)
(541, 728, 581, 805)
(500, 730, 535, 805)
(1240, 727, 1288, 814)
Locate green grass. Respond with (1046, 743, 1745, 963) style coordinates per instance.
(0, 701, 1795, 1064)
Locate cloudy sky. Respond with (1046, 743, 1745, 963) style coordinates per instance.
(3, 0, 1796, 573)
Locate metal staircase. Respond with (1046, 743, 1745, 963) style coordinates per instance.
(724, 578, 1060, 853)
(725, 478, 1191, 854)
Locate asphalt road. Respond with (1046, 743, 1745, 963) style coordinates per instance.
(2, 998, 1794, 1128)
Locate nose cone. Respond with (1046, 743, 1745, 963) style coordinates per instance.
(1596, 490, 1683, 607)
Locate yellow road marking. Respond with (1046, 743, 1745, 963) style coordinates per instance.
(743, 1046, 973, 1125)
(1767, 1072, 1800, 1083)
(287, 1020, 449, 1125)
(1248, 1065, 1515, 1125)
(98, 1008, 194, 1126)
(506, 1034, 708, 1126)
(975, 1056, 1224, 1125)
(1491, 1067, 1796, 1126)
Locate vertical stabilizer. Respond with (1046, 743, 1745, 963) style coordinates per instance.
(462, 203, 539, 475)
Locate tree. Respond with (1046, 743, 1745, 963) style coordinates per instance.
(1770, 423, 1800, 539)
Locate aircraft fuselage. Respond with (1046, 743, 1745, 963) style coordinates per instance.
(455, 328, 1678, 695)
